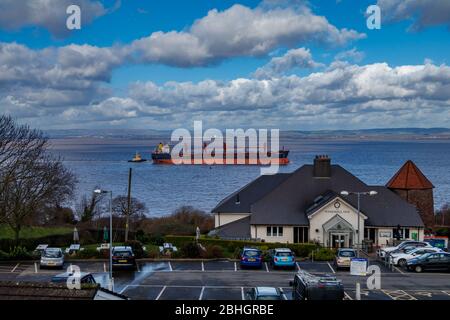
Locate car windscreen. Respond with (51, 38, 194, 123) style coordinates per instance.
(114, 251, 132, 257)
(244, 250, 261, 257)
(44, 250, 62, 258)
(338, 250, 356, 257)
(276, 252, 292, 257)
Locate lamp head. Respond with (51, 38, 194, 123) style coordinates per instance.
(340, 191, 349, 196)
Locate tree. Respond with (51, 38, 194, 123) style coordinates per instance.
(76, 190, 105, 223)
(112, 195, 147, 241)
(0, 115, 77, 243)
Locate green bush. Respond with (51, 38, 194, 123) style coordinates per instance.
(201, 245, 224, 259)
(0, 250, 9, 260)
(310, 248, 336, 261)
(180, 242, 201, 258)
(164, 235, 319, 258)
(8, 246, 32, 260)
(124, 240, 144, 258)
(71, 248, 103, 259)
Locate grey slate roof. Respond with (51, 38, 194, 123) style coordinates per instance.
(209, 216, 251, 239)
(212, 173, 290, 213)
(215, 164, 424, 228)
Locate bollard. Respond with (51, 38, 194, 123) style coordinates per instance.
(355, 282, 361, 300)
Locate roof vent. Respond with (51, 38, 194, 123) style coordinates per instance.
(313, 155, 331, 178)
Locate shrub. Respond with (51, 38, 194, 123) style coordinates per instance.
(124, 240, 144, 258)
(8, 246, 32, 260)
(310, 248, 335, 261)
(201, 245, 224, 259)
(0, 250, 9, 261)
(72, 248, 103, 259)
(180, 242, 201, 258)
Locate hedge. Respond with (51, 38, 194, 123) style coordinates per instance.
(164, 235, 319, 258)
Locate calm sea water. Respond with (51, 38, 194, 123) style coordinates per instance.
(49, 137, 450, 216)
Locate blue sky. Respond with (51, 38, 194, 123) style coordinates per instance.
(0, 0, 450, 130)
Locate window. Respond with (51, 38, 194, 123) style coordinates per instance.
(294, 227, 308, 243)
(393, 228, 410, 240)
(266, 226, 283, 237)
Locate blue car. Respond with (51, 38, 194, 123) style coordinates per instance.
(240, 248, 263, 268)
(270, 248, 296, 269)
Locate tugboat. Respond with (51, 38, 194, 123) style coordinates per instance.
(128, 152, 147, 163)
(151, 142, 289, 165)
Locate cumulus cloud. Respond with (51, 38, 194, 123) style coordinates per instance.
(253, 48, 323, 79)
(130, 4, 365, 67)
(377, 0, 450, 31)
(0, 0, 119, 37)
(334, 48, 365, 63)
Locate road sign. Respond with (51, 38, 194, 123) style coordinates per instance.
(350, 258, 368, 276)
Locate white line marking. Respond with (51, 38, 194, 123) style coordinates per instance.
(393, 265, 405, 274)
(199, 286, 205, 300)
(34, 262, 38, 273)
(234, 262, 237, 272)
(382, 289, 417, 301)
(296, 262, 300, 271)
(103, 262, 107, 273)
(327, 262, 336, 274)
(11, 263, 20, 273)
(241, 287, 245, 300)
(344, 291, 353, 300)
(201, 261, 205, 272)
(136, 263, 141, 272)
(119, 285, 129, 295)
(168, 262, 173, 272)
(442, 290, 450, 296)
(265, 262, 269, 272)
(279, 287, 288, 300)
(155, 286, 167, 300)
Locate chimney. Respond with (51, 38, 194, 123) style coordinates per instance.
(313, 155, 331, 178)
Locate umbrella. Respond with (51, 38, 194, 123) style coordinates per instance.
(73, 227, 79, 243)
(103, 226, 109, 242)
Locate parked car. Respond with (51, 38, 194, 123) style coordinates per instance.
(51, 272, 97, 284)
(246, 287, 285, 300)
(334, 248, 356, 269)
(377, 241, 432, 258)
(290, 270, 344, 300)
(269, 248, 296, 269)
(112, 246, 136, 269)
(239, 248, 263, 268)
(406, 252, 450, 273)
(40, 248, 64, 269)
(390, 247, 442, 267)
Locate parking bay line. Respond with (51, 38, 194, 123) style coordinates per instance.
(11, 263, 20, 273)
(34, 262, 38, 273)
(198, 286, 205, 300)
(155, 286, 167, 300)
(265, 262, 269, 272)
(241, 287, 245, 301)
(119, 285, 130, 295)
(296, 262, 301, 271)
(382, 289, 417, 300)
(344, 291, 353, 300)
(168, 262, 173, 272)
(327, 262, 336, 274)
(201, 261, 205, 272)
(234, 262, 237, 272)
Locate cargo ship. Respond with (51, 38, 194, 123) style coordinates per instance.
(151, 143, 289, 165)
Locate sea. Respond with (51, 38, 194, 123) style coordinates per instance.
(48, 135, 450, 217)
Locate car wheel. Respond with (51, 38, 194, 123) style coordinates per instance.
(415, 265, 423, 273)
(398, 259, 407, 268)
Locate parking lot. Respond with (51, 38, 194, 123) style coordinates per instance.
(1, 259, 449, 300)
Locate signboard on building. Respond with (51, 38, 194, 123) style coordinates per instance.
(350, 258, 368, 276)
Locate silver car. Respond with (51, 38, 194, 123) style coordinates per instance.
(40, 248, 64, 269)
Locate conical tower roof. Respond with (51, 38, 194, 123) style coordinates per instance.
(387, 160, 434, 190)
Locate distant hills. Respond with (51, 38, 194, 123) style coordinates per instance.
(46, 128, 450, 140)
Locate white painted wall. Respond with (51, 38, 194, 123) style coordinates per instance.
(308, 198, 365, 246)
(214, 213, 250, 228)
(250, 225, 294, 243)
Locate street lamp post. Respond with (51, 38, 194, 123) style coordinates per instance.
(94, 189, 113, 291)
(340, 190, 378, 257)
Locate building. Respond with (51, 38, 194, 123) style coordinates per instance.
(211, 156, 432, 248)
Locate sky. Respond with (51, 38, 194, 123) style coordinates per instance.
(0, 0, 450, 131)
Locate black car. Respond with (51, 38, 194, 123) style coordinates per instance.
(51, 272, 97, 284)
(406, 252, 450, 273)
(112, 246, 136, 269)
(290, 270, 344, 300)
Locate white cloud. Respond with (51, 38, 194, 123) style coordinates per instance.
(130, 4, 365, 67)
(334, 48, 365, 63)
(377, 0, 450, 31)
(0, 0, 118, 38)
(253, 48, 323, 79)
